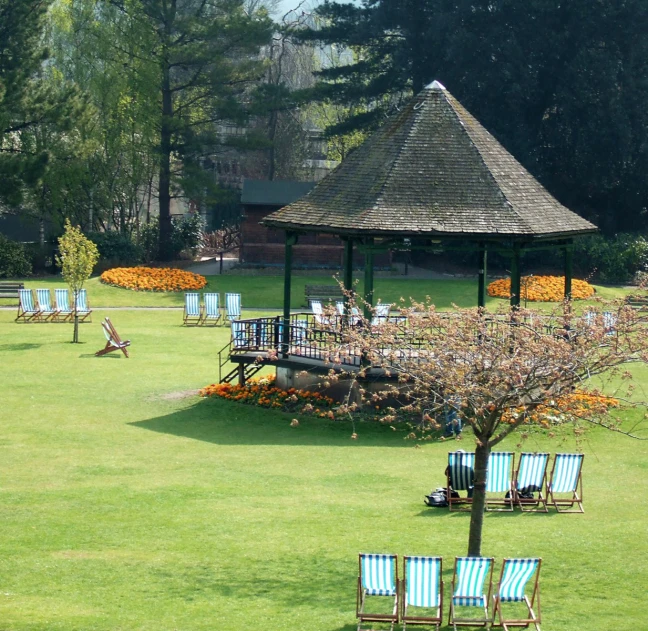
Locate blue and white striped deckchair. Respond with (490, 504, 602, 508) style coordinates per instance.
(603, 311, 617, 335)
(35, 289, 59, 322)
(447, 451, 475, 511)
(16, 289, 41, 323)
(449, 557, 494, 630)
(54, 289, 73, 322)
(183, 292, 203, 326)
(357, 553, 399, 631)
(492, 558, 541, 630)
(202, 293, 222, 326)
(514, 453, 550, 512)
(311, 300, 331, 326)
(402, 556, 443, 630)
(547, 453, 585, 513)
(73, 289, 92, 322)
(486, 452, 515, 511)
(231, 320, 257, 349)
(371, 303, 391, 326)
(225, 293, 241, 322)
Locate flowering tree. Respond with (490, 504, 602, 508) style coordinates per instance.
(56, 220, 99, 343)
(315, 298, 648, 556)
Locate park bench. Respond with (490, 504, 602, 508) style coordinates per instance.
(304, 284, 344, 307)
(625, 295, 648, 311)
(0, 282, 25, 299)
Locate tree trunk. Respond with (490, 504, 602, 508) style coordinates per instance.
(158, 56, 173, 261)
(73, 314, 80, 344)
(467, 440, 491, 556)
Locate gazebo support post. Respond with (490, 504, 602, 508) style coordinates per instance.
(282, 231, 298, 357)
(477, 243, 487, 309)
(363, 238, 375, 321)
(564, 243, 573, 300)
(510, 243, 522, 309)
(343, 238, 354, 321)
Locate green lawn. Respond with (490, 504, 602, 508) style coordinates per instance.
(1, 307, 647, 630)
(0, 272, 634, 310)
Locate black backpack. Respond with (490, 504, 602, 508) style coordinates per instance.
(424, 488, 459, 508)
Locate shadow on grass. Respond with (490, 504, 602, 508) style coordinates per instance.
(79, 353, 122, 359)
(0, 343, 41, 351)
(130, 397, 415, 447)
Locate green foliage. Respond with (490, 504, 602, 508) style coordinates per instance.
(136, 214, 203, 262)
(88, 231, 143, 264)
(0, 234, 32, 278)
(573, 234, 648, 283)
(56, 220, 100, 291)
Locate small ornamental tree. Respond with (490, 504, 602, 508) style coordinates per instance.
(56, 220, 99, 343)
(314, 297, 648, 556)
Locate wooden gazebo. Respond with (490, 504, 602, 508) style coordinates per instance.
(263, 81, 597, 351)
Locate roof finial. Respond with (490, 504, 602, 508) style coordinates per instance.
(425, 80, 446, 90)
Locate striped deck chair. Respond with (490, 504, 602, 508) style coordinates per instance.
(73, 289, 92, 322)
(449, 557, 494, 630)
(16, 289, 41, 323)
(603, 311, 617, 335)
(492, 558, 541, 631)
(96, 317, 130, 357)
(486, 452, 515, 511)
(402, 556, 443, 630)
(514, 453, 550, 512)
(447, 451, 475, 511)
(372, 303, 391, 326)
(203, 293, 222, 326)
(183, 292, 203, 326)
(54, 289, 73, 322)
(35, 289, 59, 322)
(357, 553, 399, 631)
(231, 320, 257, 349)
(225, 293, 241, 322)
(547, 453, 584, 513)
(311, 300, 330, 326)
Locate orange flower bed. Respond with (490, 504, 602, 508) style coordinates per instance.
(100, 266, 207, 292)
(200, 375, 335, 416)
(487, 275, 595, 302)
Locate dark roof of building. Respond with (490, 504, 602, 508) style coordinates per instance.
(241, 179, 317, 207)
(263, 81, 597, 241)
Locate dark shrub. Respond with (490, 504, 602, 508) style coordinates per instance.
(0, 234, 32, 277)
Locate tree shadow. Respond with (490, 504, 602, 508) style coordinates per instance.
(129, 398, 414, 447)
(79, 353, 121, 359)
(0, 343, 41, 352)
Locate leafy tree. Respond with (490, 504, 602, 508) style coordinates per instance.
(300, 0, 648, 233)
(0, 0, 84, 209)
(313, 299, 648, 556)
(56, 219, 100, 343)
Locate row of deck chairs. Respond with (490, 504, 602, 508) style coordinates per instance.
(16, 288, 92, 323)
(311, 300, 393, 327)
(183, 292, 241, 326)
(358, 553, 541, 631)
(446, 451, 584, 513)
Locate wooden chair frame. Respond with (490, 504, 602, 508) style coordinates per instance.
(447, 452, 475, 512)
(183, 292, 203, 326)
(547, 453, 584, 513)
(16, 289, 42, 323)
(96, 317, 130, 358)
(513, 453, 550, 513)
(35, 289, 60, 322)
(486, 452, 516, 512)
(491, 558, 541, 631)
(402, 556, 443, 631)
(356, 554, 399, 631)
(448, 557, 494, 630)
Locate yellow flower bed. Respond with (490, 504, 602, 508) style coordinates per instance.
(487, 275, 595, 302)
(100, 266, 207, 292)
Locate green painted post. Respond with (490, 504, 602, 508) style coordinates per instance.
(343, 238, 354, 321)
(363, 239, 375, 321)
(564, 246, 573, 300)
(282, 231, 297, 356)
(510, 243, 521, 308)
(477, 243, 487, 308)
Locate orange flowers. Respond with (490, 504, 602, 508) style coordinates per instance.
(488, 275, 595, 302)
(100, 266, 207, 292)
(200, 374, 335, 415)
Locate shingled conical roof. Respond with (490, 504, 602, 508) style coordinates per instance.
(263, 81, 596, 240)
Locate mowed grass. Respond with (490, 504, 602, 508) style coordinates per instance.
(0, 272, 634, 310)
(1, 308, 647, 630)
